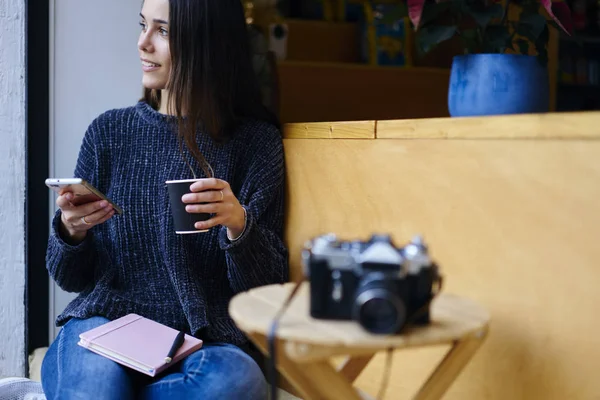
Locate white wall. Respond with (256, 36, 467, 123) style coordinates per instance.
(49, 0, 143, 340)
(0, 0, 27, 377)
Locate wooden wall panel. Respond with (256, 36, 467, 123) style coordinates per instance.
(282, 129, 600, 399)
(277, 62, 451, 123)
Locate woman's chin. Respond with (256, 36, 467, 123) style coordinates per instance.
(142, 77, 166, 91)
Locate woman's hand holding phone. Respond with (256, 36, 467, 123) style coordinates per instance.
(57, 191, 115, 243)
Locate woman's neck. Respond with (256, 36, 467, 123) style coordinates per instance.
(158, 89, 173, 115)
(158, 90, 188, 117)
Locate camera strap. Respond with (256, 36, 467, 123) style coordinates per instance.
(267, 279, 304, 400)
(265, 270, 443, 399)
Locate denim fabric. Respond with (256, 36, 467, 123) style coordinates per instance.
(41, 316, 266, 400)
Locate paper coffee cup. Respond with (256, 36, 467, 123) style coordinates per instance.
(166, 179, 210, 234)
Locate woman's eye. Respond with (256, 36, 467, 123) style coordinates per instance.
(139, 22, 147, 31)
(158, 27, 168, 37)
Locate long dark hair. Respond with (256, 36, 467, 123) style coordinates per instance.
(143, 0, 278, 178)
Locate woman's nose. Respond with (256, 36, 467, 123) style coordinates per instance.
(138, 31, 153, 53)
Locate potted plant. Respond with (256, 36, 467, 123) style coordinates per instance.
(407, 0, 573, 116)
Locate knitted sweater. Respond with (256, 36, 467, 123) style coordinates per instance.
(46, 101, 289, 345)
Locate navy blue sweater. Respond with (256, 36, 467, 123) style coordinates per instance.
(46, 101, 289, 345)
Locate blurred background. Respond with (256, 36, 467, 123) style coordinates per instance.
(245, 0, 600, 123)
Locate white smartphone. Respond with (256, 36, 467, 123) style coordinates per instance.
(45, 178, 123, 215)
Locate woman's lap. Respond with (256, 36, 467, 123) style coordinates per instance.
(41, 316, 139, 400)
(140, 342, 266, 399)
(41, 317, 266, 400)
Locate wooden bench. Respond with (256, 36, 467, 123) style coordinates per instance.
(279, 111, 600, 399)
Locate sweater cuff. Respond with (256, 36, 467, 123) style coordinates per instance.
(218, 206, 255, 251)
(50, 210, 93, 252)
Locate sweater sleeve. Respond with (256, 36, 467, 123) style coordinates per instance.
(218, 124, 289, 293)
(45, 116, 104, 293)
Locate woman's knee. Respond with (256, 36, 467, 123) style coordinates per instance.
(186, 343, 266, 399)
(41, 316, 136, 400)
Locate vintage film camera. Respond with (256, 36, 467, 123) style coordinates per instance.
(302, 233, 442, 334)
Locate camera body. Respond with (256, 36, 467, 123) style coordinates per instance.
(302, 233, 441, 334)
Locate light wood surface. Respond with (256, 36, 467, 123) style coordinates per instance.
(412, 330, 488, 400)
(337, 355, 376, 383)
(230, 283, 489, 400)
(281, 111, 600, 140)
(280, 124, 600, 399)
(277, 62, 451, 123)
(230, 283, 489, 354)
(283, 120, 375, 139)
(376, 111, 600, 139)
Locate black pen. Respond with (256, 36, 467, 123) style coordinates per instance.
(165, 330, 186, 364)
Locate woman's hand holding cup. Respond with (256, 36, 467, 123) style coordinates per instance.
(180, 178, 246, 239)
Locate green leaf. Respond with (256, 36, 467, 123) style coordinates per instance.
(516, 39, 530, 54)
(460, 28, 481, 53)
(416, 25, 458, 53)
(419, 0, 455, 26)
(468, 4, 504, 28)
(378, 4, 409, 25)
(482, 25, 511, 53)
(536, 24, 550, 46)
(515, 21, 542, 43)
(518, 12, 547, 39)
(536, 37, 548, 66)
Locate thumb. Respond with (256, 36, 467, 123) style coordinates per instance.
(56, 192, 74, 210)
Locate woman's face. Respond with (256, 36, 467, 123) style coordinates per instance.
(138, 0, 171, 90)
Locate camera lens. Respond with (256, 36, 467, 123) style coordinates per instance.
(353, 288, 406, 334)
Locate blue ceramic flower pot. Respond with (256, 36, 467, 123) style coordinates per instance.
(448, 54, 549, 117)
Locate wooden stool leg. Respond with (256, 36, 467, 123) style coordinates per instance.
(281, 360, 364, 400)
(247, 332, 363, 400)
(413, 327, 488, 400)
(338, 355, 375, 383)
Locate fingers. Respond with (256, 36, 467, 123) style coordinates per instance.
(194, 215, 225, 231)
(185, 201, 229, 214)
(56, 192, 75, 210)
(189, 178, 228, 193)
(62, 200, 110, 222)
(182, 189, 227, 204)
(57, 192, 110, 215)
(60, 197, 114, 229)
(81, 205, 115, 226)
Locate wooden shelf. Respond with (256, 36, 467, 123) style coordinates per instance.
(277, 61, 451, 123)
(283, 19, 360, 63)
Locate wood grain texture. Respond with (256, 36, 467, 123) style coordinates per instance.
(230, 283, 489, 353)
(277, 62, 450, 123)
(413, 329, 488, 400)
(337, 355, 375, 383)
(283, 120, 375, 139)
(282, 138, 600, 399)
(231, 284, 488, 400)
(376, 111, 600, 139)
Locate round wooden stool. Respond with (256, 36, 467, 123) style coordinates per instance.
(229, 282, 490, 400)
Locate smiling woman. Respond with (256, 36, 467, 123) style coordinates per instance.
(138, 2, 171, 91)
(31, 0, 287, 399)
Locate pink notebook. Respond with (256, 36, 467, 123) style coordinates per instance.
(78, 313, 203, 377)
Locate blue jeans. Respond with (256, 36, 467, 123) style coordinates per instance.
(41, 316, 267, 399)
